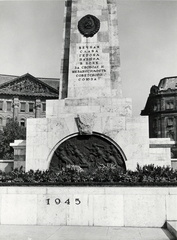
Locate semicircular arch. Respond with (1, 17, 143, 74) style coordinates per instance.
(47, 132, 127, 171)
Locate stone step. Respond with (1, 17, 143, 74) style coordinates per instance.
(167, 221, 177, 238)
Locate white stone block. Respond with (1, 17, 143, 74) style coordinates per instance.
(93, 195, 124, 226)
(166, 195, 177, 221)
(169, 188, 177, 195)
(77, 9, 102, 16)
(1, 194, 37, 225)
(124, 195, 166, 227)
(93, 117, 103, 133)
(37, 195, 68, 225)
(67, 194, 93, 226)
(65, 117, 78, 134)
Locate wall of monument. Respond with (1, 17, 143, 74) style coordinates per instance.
(26, 103, 172, 172)
(0, 186, 176, 227)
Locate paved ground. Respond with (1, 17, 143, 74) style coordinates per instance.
(0, 225, 176, 240)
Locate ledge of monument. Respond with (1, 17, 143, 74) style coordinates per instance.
(149, 138, 175, 148)
(64, 97, 132, 107)
(46, 97, 133, 118)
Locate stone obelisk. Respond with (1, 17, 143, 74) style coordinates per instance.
(25, 0, 172, 173)
(59, 0, 122, 99)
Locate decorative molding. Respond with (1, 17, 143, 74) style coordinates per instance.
(1, 79, 49, 93)
(0, 74, 58, 97)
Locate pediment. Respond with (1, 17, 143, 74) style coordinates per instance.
(0, 73, 59, 97)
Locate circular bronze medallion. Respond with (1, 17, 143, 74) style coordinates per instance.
(50, 134, 126, 171)
(78, 15, 100, 37)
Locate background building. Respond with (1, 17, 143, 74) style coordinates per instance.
(0, 73, 59, 128)
(141, 76, 177, 158)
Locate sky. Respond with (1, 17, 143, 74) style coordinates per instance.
(0, 0, 177, 116)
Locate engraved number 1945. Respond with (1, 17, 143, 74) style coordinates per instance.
(46, 198, 81, 205)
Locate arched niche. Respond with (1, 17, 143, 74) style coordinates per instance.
(49, 132, 126, 171)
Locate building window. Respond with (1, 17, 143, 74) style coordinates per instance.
(167, 118, 173, 127)
(20, 102, 26, 112)
(29, 103, 34, 112)
(166, 130, 174, 140)
(20, 119, 25, 127)
(6, 118, 10, 124)
(0, 101, 3, 111)
(153, 119, 157, 128)
(153, 103, 158, 111)
(42, 103, 46, 112)
(7, 101, 11, 111)
(166, 100, 174, 110)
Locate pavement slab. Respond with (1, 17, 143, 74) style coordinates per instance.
(0, 225, 176, 240)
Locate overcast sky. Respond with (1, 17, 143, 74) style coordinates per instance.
(0, 0, 177, 116)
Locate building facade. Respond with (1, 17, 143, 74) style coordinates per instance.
(141, 76, 177, 158)
(0, 73, 59, 129)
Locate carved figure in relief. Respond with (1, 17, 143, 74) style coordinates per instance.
(106, 152, 119, 166)
(88, 153, 96, 167)
(56, 148, 74, 167)
(92, 143, 107, 164)
(73, 146, 89, 166)
(50, 135, 126, 171)
(108, 145, 124, 167)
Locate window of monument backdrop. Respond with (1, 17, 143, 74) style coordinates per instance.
(0, 118, 26, 159)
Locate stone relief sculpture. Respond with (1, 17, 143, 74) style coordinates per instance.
(0, 77, 53, 94)
(49, 135, 126, 171)
(75, 114, 96, 135)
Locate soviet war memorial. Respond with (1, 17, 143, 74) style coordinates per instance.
(0, 0, 177, 239)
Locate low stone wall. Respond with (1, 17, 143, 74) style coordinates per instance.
(0, 187, 176, 227)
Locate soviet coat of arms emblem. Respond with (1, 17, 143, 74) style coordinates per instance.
(78, 14, 100, 37)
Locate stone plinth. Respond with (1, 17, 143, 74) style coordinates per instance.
(0, 186, 176, 227)
(26, 107, 172, 171)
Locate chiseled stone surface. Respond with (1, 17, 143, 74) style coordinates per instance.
(92, 195, 124, 226)
(166, 195, 177, 221)
(0, 187, 176, 227)
(37, 194, 68, 225)
(61, 0, 122, 99)
(124, 194, 166, 227)
(1, 194, 37, 225)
